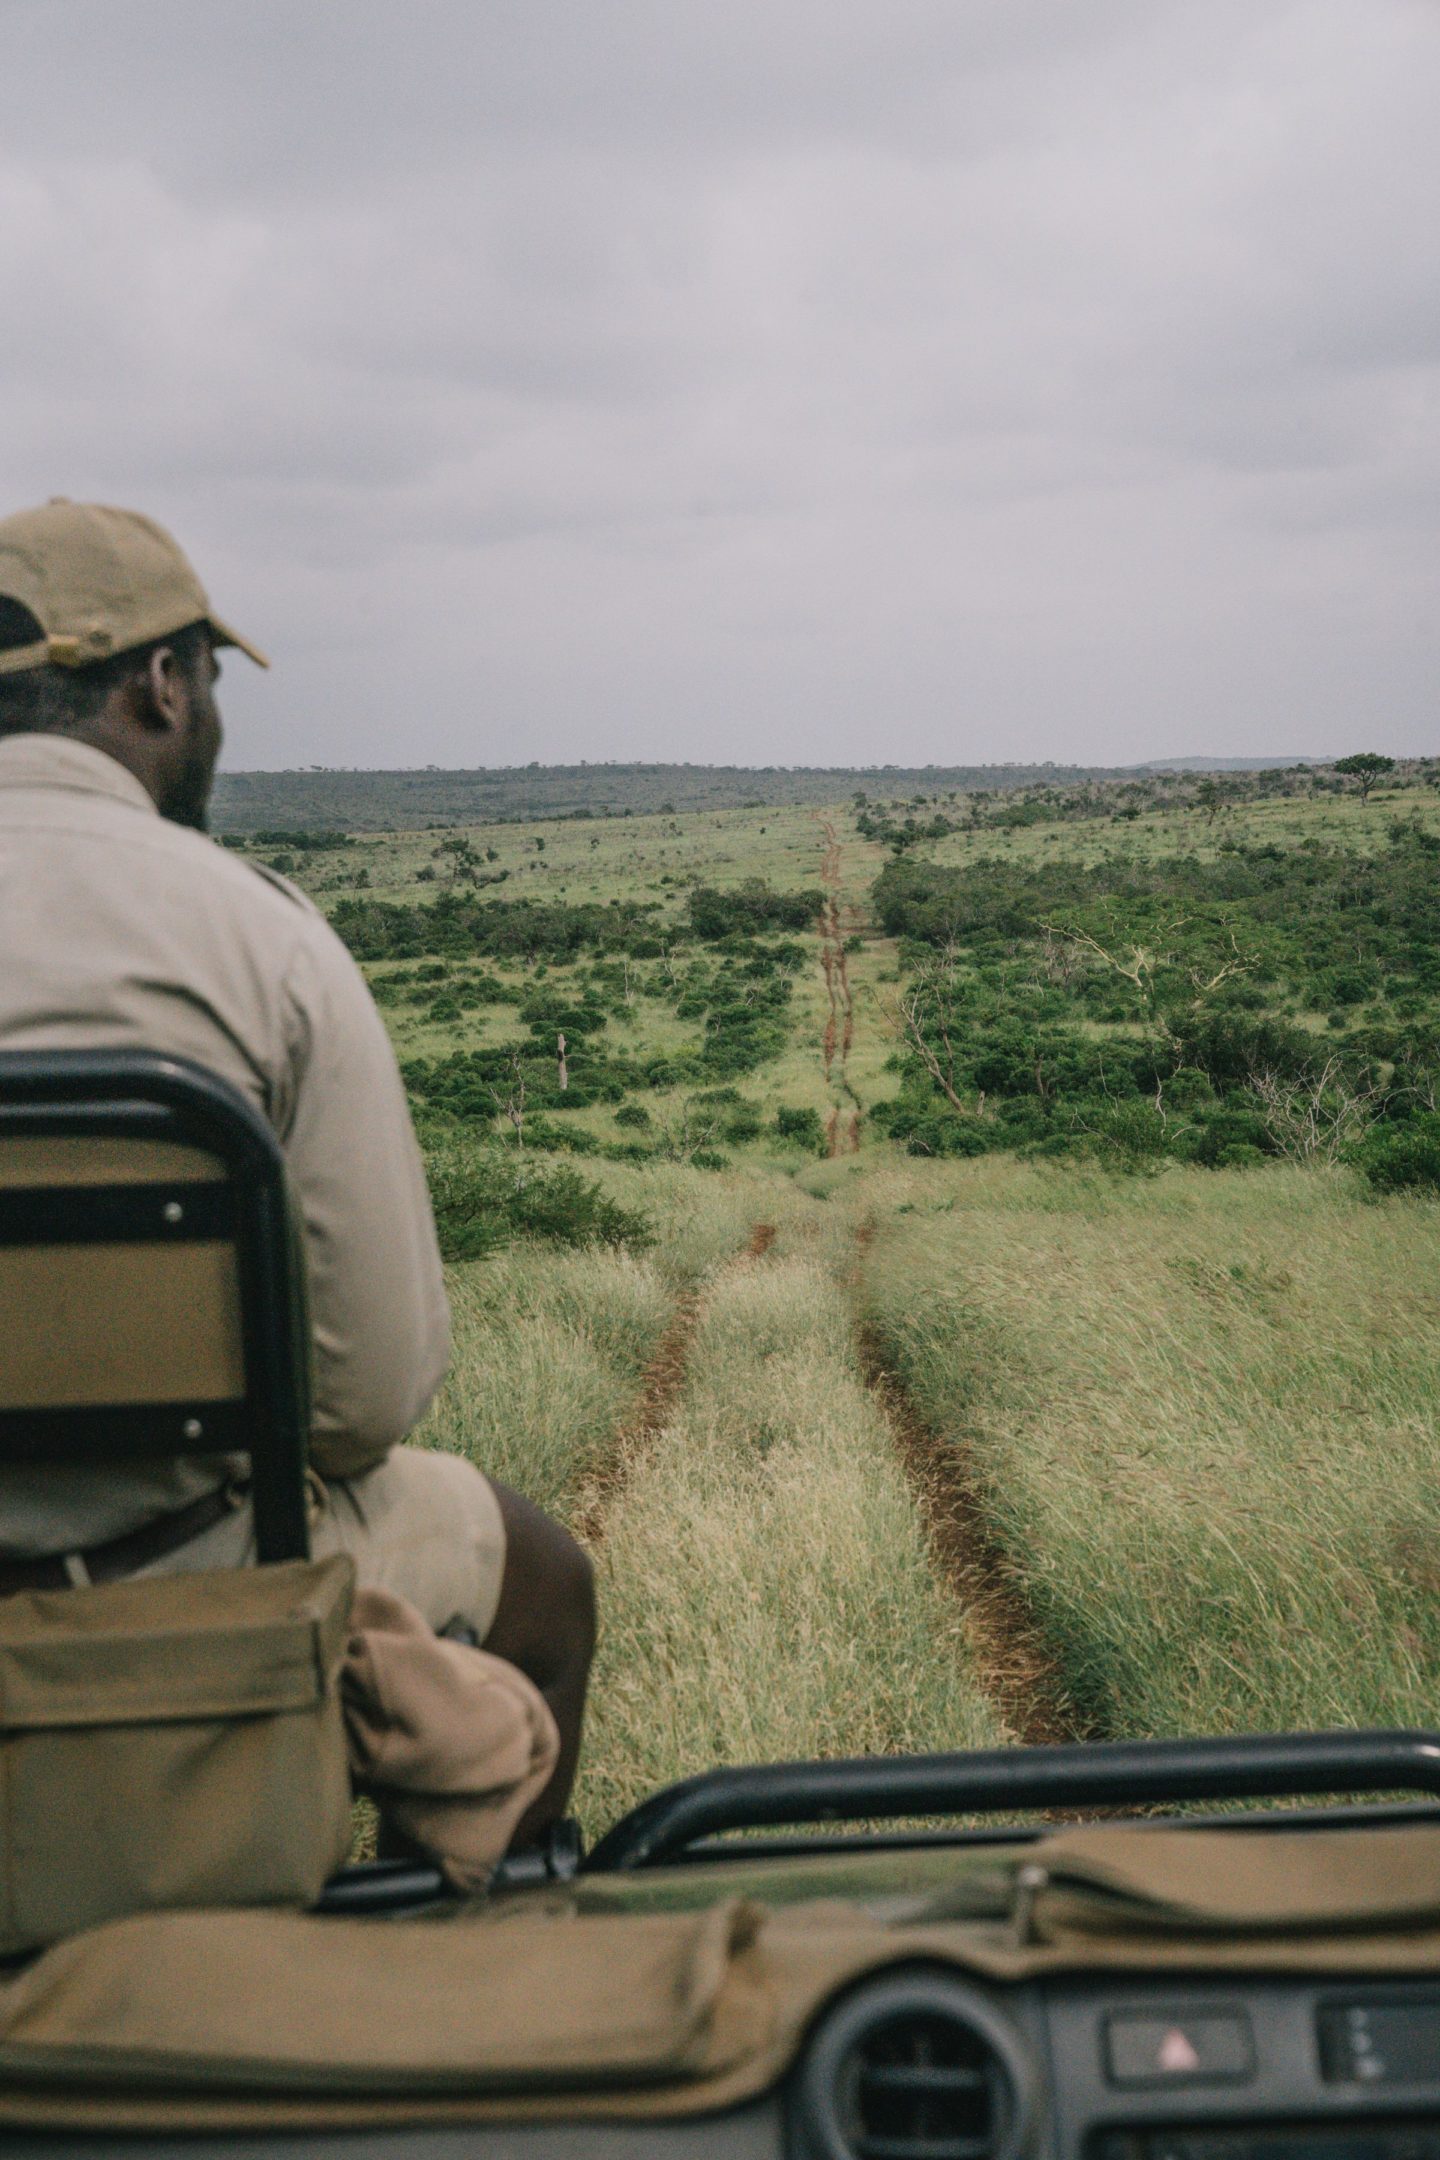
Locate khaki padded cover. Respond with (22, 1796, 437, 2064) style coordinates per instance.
(0, 1557, 355, 1957)
(0, 1138, 223, 1189)
(0, 1134, 243, 1411)
(3, 1823, 1440, 2133)
(0, 1244, 244, 1409)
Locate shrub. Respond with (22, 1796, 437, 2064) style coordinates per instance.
(331, 891, 669, 964)
(252, 828, 354, 852)
(422, 1138, 654, 1260)
(614, 1101, 652, 1129)
(773, 1105, 826, 1153)
(687, 880, 823, 939)
(1073, 1100, 1170, 1175)
(1356, 1114, 1440, 1196)
(1179, 1107, 1276, 1167)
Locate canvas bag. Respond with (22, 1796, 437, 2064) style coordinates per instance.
(0, 1553, 354, 1957)
(342, 1584, 560, 1892)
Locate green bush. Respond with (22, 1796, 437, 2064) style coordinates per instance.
(687, 880, 823, 939)
(253, 828, 354, 852)
(422, 1138, 654, 1260)
(331, 891, 668, 964)
(1356, 1114, 1440, 1196)
(1074, 1099, 1169, 1173)
(688, 1148, 731, 1171)
(773, 1105, 826, 1153)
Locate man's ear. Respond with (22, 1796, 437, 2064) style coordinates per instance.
(141, 644, 190, 734)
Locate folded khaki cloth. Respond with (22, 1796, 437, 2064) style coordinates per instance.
(341, 1586, 560, 1891)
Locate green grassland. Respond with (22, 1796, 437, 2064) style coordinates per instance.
(240, 763, 1440, 1827)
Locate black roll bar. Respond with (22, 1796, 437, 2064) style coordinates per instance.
(581, 1729, 1440, 1872)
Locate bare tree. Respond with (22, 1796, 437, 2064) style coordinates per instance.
(1037, 918, 1252, 1044)
(879, 940, 981, 1116)
(1036, 928, 1079, 988)
(490, 1047, 527, 1150)
(651, 1096, 725, 1163)
(1248, 1058, 1377, 1167)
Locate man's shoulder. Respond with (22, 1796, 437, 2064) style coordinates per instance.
(95, 819, 353, 1007)
(121, 820, 324, 935)
(219, 848, 326, 923)
(185, 840, 360, 991)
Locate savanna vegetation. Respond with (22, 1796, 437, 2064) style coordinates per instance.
(872, 819, 1440, 1182)
(236, 756, 1440, 1833)
(212, 756, 1205, 833)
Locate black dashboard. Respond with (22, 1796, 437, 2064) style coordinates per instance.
(1048, 1973, 1440, 2160)
(786, 1965, 1440, 2160)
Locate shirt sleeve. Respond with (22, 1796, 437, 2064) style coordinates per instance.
(278, 918, 451, 1479)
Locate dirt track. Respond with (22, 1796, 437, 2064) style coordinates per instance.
(575, 1222, 776, 1543)
(858, 1332, 1082, 1747)
(848, 1225, 1084, 1749)
(815, 816, 861, 1156)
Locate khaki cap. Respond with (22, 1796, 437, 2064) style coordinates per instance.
(0, 498, 268, 675)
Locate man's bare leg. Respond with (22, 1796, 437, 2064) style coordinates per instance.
(482, 1480, 597, 1848)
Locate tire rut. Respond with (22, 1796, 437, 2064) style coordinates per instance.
(849, 1230, 1086, 1748)
(815, 814, 861, 1154)
(574, 1221, 776, 1544)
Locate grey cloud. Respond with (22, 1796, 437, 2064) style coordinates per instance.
(0, 0, 1435, 768)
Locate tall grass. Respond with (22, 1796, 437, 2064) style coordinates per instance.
(412, 1162, 814, 1515)
(577, 1251, 1005, 1831)
(860, 1159, 1440, 1738)
(413, 1248, 674, 1514)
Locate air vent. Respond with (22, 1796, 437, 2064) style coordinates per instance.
(847, 2002, 1005, 2159)
(791, 1967, 1034, 2160)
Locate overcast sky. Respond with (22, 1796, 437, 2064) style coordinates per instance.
(1, 2, 1435, 770)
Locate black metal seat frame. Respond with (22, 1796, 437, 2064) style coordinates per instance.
(0, 1049, 311, 1564)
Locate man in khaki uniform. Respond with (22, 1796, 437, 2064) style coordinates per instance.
(0, 499, 594, 1838)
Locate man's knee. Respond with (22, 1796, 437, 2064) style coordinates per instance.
(311, 1447, 507, 1640)
(483, 1481, 595, 1688)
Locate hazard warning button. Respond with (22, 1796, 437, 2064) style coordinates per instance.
(1105, 2008, 1254, 2087)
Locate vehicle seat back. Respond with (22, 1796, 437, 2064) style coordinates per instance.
(0, 1049, 311, 1564)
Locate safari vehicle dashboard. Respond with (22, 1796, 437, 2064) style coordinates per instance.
(16, 1968, 1440, 2160)
(495, 1969, 1440, 2160)
(9, 1730, 1440, 2160)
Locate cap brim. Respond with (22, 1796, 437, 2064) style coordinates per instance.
(210, 616, 270, 669)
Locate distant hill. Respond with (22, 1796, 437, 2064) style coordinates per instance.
(1139, 756, 1325, 772)
(211, 757, 1322, 833)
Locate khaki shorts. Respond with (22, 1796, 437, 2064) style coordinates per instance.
(134, 1447, 509, 1642)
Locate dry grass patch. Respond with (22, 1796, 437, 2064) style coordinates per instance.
(577, 1253, 1004, 1832)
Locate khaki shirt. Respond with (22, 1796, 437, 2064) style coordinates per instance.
(0, 734, 450, 1556)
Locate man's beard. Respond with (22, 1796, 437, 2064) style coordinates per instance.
(158, 739, 215, 831)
